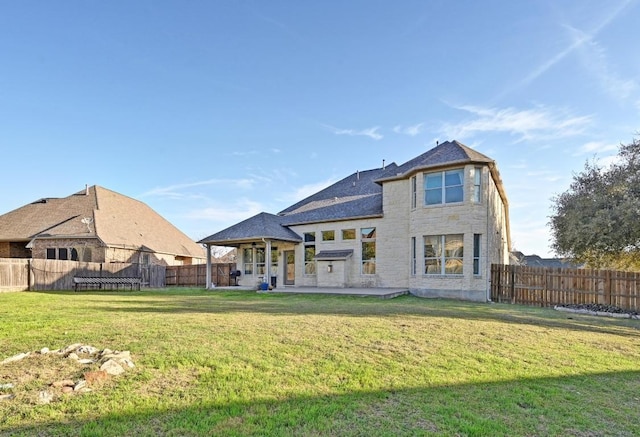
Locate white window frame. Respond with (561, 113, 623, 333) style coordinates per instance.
(361, 227, 376, 275)
(473, 167, 482, 203)
(424, 234, 464, 275)
(410, 175, 417, 209)
(473, 234, 481, 275)
(424, 169, 464, 205)
(304, 232, 316, 275)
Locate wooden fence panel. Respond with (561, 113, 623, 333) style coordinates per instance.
(491, 264, 640, 312)
(165, 263, 236, 287)
(0, 258, 30, 291)
(0, 259, 167, 291)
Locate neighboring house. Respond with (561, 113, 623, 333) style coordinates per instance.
(511, 251, 583, 269)
(0, 185, 205, 266)
(199, 141, 511, 301)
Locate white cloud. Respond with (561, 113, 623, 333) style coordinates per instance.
(498, 1, 633, 98)
(574, 141, 618, 156)
(323, 123, 383, 140)
(230, 150, 259, 157)
(440, 104, 592, 142)
(572, 30, 638, 101)
(393, 122, 424, 136)
(184, 198, 265, 223)
(141, 178, 256, 198)
(276, 177, 339, 204)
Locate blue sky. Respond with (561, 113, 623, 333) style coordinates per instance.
(1, 0, 638, 257)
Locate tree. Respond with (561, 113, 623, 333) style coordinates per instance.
(549, 137, 640, 270)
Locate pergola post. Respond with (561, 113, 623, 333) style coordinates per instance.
(205, 243, 212, 288)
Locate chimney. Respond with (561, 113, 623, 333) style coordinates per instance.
(85, 184, 89, 195)
(382, 159, 386, 170)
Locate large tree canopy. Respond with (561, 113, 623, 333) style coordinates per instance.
(549, 137, 640, 270)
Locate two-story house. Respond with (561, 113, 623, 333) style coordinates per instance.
(199, 141, 511, 301)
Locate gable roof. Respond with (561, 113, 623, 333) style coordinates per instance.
(0, 185, 205, 259)
(198, 212, 302, 246)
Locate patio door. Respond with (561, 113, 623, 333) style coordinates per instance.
(284, 250, 295, 285)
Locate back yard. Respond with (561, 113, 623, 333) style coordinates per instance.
(1, 289, 639, 436)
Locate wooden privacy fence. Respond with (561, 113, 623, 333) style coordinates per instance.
(0, 258, 30, 291)
(491, 264, 640, 311)
(0, 258, 166, 291)
(166, 263, 236, 287)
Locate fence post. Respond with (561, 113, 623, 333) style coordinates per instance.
(604, 269, 612, 306)
(27, 259, 32, 291)
(509, 264, 516, 304)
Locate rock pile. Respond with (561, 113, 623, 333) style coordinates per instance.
(0, 344, 135, 405)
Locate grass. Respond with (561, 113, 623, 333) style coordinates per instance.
(0, 288, 639, 436)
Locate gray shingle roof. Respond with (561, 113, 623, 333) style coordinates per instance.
(376, 140, 494, 182)
(198, 212, 302, 246)
(315, 249, 354, 260)
(199, 140, 505, 246)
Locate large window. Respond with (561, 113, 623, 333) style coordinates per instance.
(304, 232, 316, 275)
(243, 248, 253, 275)
(361, 227, 376, 274)
(424, 234, 464, 275)
(424, 169, 464, 205)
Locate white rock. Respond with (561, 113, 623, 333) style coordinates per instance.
(67, 353, 79, 360)
(0, 352, 30, 365)
(62, 343, 82, 355)
(38, 390, 54, 404)
(78, 359, 95, 365)
(73, 380, 87, 391)
(0, 383, 14, 390)
(77, 346, 98, 355)
(120, 358, 135, 368)
(40, 347, 50, 355)
(100, 359, 125, 376)
(101, 351, 131, 362)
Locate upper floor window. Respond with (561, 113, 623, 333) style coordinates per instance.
(342, 229, 356, 240)
(424, 169, 464, 205)
(410, 175, 417, 209)
(473, 167, 482, 203)
(322, 230, 335, 242)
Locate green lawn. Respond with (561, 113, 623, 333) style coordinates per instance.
(1, 289, 639, 436)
